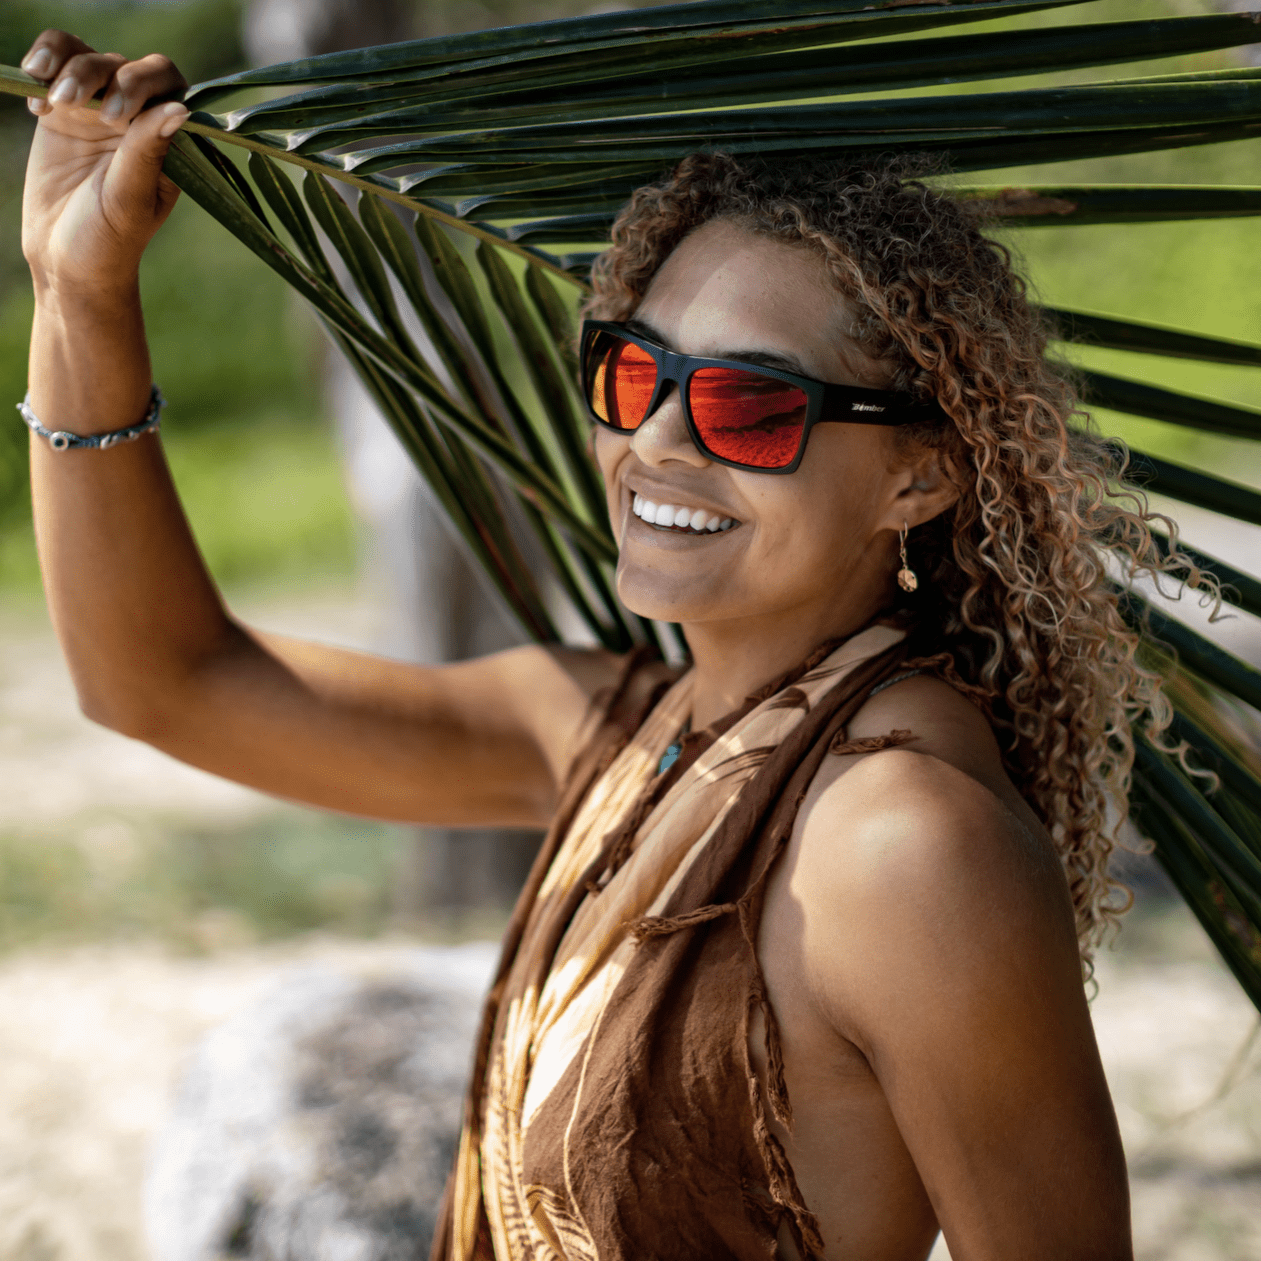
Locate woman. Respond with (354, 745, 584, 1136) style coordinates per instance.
(17, 28, 1175, 1261)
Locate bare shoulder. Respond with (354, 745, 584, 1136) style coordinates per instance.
(789, 742, 1083, 1044)
(847, 672, 1041, 831)
(791, 672, 1059, 916)
(797, 747, 1058, 905)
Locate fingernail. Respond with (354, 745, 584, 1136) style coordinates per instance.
(48, 77, 77, 105)
(28, 96, 49, 115)
(102, 95, 124, 120)
(22, 49, 53, 78)
(157, 103, 189, 137)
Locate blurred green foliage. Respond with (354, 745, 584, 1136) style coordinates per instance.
(163, 419, 356, 583)
(0, 0, 358, 587)
(0, 810, 408, 952)
(0, 0, 246, 88)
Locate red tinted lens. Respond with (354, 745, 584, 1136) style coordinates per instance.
(688, 367, 808, 469)
(585, 331, 658, 430)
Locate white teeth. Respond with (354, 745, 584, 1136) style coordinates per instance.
(631, 495, 737, 533)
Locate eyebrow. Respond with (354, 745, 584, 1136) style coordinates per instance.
(624, 316, 816, 378)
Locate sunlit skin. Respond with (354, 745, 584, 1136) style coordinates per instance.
(20, 30, 1132, 1261)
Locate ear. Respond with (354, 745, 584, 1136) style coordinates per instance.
(877, 446, 961, 533)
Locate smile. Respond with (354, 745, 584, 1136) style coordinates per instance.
(632, 494, 736, 535)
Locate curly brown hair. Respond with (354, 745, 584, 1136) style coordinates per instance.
(585, 151, 1213, 960)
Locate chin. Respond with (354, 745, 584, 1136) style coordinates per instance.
(616, 561, 766, 628)
(617, 567, 718, 626)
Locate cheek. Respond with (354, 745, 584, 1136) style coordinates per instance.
(749, 490, 861, 575)
(592, 431, 629, 518)
(592, 428, 626, 486)
(741, 452, 886, 569)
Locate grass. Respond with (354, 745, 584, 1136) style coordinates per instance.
(0, 804, 529, 956)
(0, 808, 412, 954)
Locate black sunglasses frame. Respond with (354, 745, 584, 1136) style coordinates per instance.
(580, 320, 945, 475)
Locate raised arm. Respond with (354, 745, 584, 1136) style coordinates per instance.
(19, 32, 616, 827)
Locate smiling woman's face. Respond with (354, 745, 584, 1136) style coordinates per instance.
(594, 218, 937, 642)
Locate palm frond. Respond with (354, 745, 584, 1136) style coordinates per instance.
(1118, 589, 1261, 716)
(4, 0, 1261, 1004)
(1123, 450, 1261, 528)
(1045, 307, 1261, 365)
(1132, 741, 1261, 1010)
(1083, 374, 1261, 441)
(1148, 532, 1261, 620)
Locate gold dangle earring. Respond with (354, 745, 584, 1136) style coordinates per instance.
(897, 522, 918, 593)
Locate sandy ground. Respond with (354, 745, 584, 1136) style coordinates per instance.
(0, 587, 385, 832)
(2, 587, 1260, 1261)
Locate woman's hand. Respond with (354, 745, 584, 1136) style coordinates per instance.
(20, 31, 190, 296)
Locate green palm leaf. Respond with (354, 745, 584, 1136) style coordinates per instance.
(1149, 533, 1261, 621)
(1132, 741, 1261, 1009)
(201, 14, 1261, 140)
(1046, 307, 1261, 365)
(1124, 449, 1261, 528)
(964, 184, 1261, 225)
(4, 0, 1261, 1005)
(1083, 374, 1261, 441)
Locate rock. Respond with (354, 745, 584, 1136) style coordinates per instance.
(144, 944, 496, 1261)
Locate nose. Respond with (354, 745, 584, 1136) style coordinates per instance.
(629, 382, 709, 469)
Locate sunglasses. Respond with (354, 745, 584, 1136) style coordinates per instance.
(580, 320, 945, 474)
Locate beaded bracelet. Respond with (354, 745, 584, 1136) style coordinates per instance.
(18, 385, 165, 451)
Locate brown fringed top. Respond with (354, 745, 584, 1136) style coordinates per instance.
(431, 624, 914, 1261)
